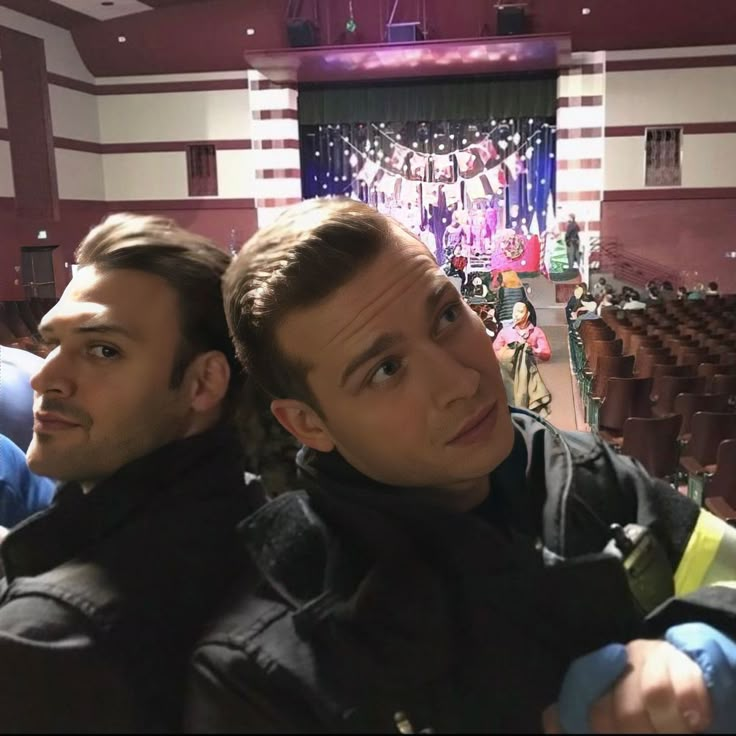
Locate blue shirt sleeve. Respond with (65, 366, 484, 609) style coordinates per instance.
(0, 436, 55, 528)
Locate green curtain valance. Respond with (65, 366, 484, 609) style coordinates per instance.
(298, 73, 557, 124)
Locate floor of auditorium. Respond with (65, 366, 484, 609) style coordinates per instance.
(525, 276, 586, 433)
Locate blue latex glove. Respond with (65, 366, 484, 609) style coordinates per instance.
(557, 643, 629, 733)
(665, 622, 736, 734)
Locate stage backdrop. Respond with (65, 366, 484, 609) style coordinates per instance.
(300, 117, 556, 275)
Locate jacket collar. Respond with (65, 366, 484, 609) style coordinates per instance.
(1, 425, 245, 581)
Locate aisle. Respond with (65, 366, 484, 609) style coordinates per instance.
(524, 276, 584, 432)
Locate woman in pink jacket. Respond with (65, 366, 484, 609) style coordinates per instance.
(493, 302, 551, 361)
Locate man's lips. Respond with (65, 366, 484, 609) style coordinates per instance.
(33, 412, 82, 431)
(447, 404, 495, 444)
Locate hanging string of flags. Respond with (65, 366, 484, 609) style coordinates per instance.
(343, 121, 555, 206)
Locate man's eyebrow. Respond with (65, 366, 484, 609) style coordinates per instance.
(339, 332, 402, 388)
(38, 322, 138, 340)
(426, 281, 458, 321)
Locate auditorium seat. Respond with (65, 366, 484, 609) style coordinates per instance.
(621, 414, 682, 482)
(673, 392, 732, 441)
(652, 375, 706, 416)
(680, 412, 736, 505)
(704, 439, 736, 525)
(587, 354, 635, 427)
(597, 376, 654, 446)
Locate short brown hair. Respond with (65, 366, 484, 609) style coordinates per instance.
(75, 213, 241, 403)
(223, 198, 395, 409)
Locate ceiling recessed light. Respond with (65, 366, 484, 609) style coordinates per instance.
(101, 1, 114, 6)
(582, 7, 591, 14)
(246, 28, 256, 36)
(117, 35, 127, 43)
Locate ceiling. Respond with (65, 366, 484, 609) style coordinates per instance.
(1, 0, 735, 78)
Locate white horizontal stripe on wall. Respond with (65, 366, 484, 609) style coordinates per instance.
(604, 137, 645, 190)
(251, 178, 302, 199)
(606, 67, 736, 126)
(555, 200, 601, 222)
(605, 133, 736, 191)
(557, 138, 606, 160)
(252, 147, 301, 168)
(558, 74, 605, 99)
(102, 152, 189, 200)
(249, 87, 298, 112)
(0, 142, 14, 196)
(682, 133, 736, 188)
(557, 168, 605, 192)
(55, 149, 105, 200)
(98, 89, 251, 143)
(49, 85, 101, 143)
(0, 7, 94, 82)
(250, 119, 299, 141)
(216, 150, 256, 198)
(557, 106, 605, 129)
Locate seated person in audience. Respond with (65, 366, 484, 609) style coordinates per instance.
(597, 286, 617, 315)
(0, 344, 44, 451)
(706, 281, 719, 296)
(645, 284, 661, 304)
(688, 282, 706, 300)
(0, 214, 264, 732)
(677, 285, 690, 300)
(572, 291, 599, 327)
(185, 198, 736, 735)
(0, 434, 55, 535)
(564, 282, 585, 324)
(661, 280, 675, 300)
(592, 276, 607, 300)
(622, 289, 647, 310)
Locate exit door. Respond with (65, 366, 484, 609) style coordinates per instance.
(21, 246, 57, 299)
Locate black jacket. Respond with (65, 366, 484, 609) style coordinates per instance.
(185, 411, 736, 733)
(0, 425, 264, 733)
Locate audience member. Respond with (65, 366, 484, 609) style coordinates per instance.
(493, 301, 551, 414)
(677, 285, 689, 300)
(0, 344, 44, 451)
(706, 281, 720, 296)
(0, 434, 54, 532)
(591, 276, 607, 300)
(186, 198, 736, 734)
(0, 214, 264, 731)
(495, 270, 536, 327)
(661, 280, 676, 300)
(645, 284, 661, 304)
(596, 287, 616, 315)
(564, 282, 586, 323)
(622, 290, 647, 310)
(688, 282, 706, 300)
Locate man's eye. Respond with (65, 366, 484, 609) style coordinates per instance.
(89, 345, 119, 359)
(370, 359, 402, 385)
(438, 303, 461, 328)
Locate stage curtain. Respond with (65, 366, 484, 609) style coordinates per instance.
(299, 74, 556, 124)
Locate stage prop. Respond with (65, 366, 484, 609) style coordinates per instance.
(300, 117, 556, 279)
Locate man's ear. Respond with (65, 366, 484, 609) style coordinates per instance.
(188, 351, 231, 413)
(271, 398, 335, 453)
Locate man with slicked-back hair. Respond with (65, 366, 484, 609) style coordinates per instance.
(0, 214, 263, 732)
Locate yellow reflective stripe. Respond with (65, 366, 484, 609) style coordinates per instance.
(675, 510, 725, 596)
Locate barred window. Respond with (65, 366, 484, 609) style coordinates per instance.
(645, 127, 682, 187)
(187, 144, 218, 196)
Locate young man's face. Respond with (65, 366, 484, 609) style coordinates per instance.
(27, 266, 199, 487)
(274, 231, 514, 496)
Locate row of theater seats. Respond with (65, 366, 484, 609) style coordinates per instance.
(0, 299, 57, 354)
(569, 294, 736, 525)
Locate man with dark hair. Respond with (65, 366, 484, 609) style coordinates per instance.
(0, 213, 263, 731)
(564, 212, 580, 270)
(187, 198, 736, 734)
